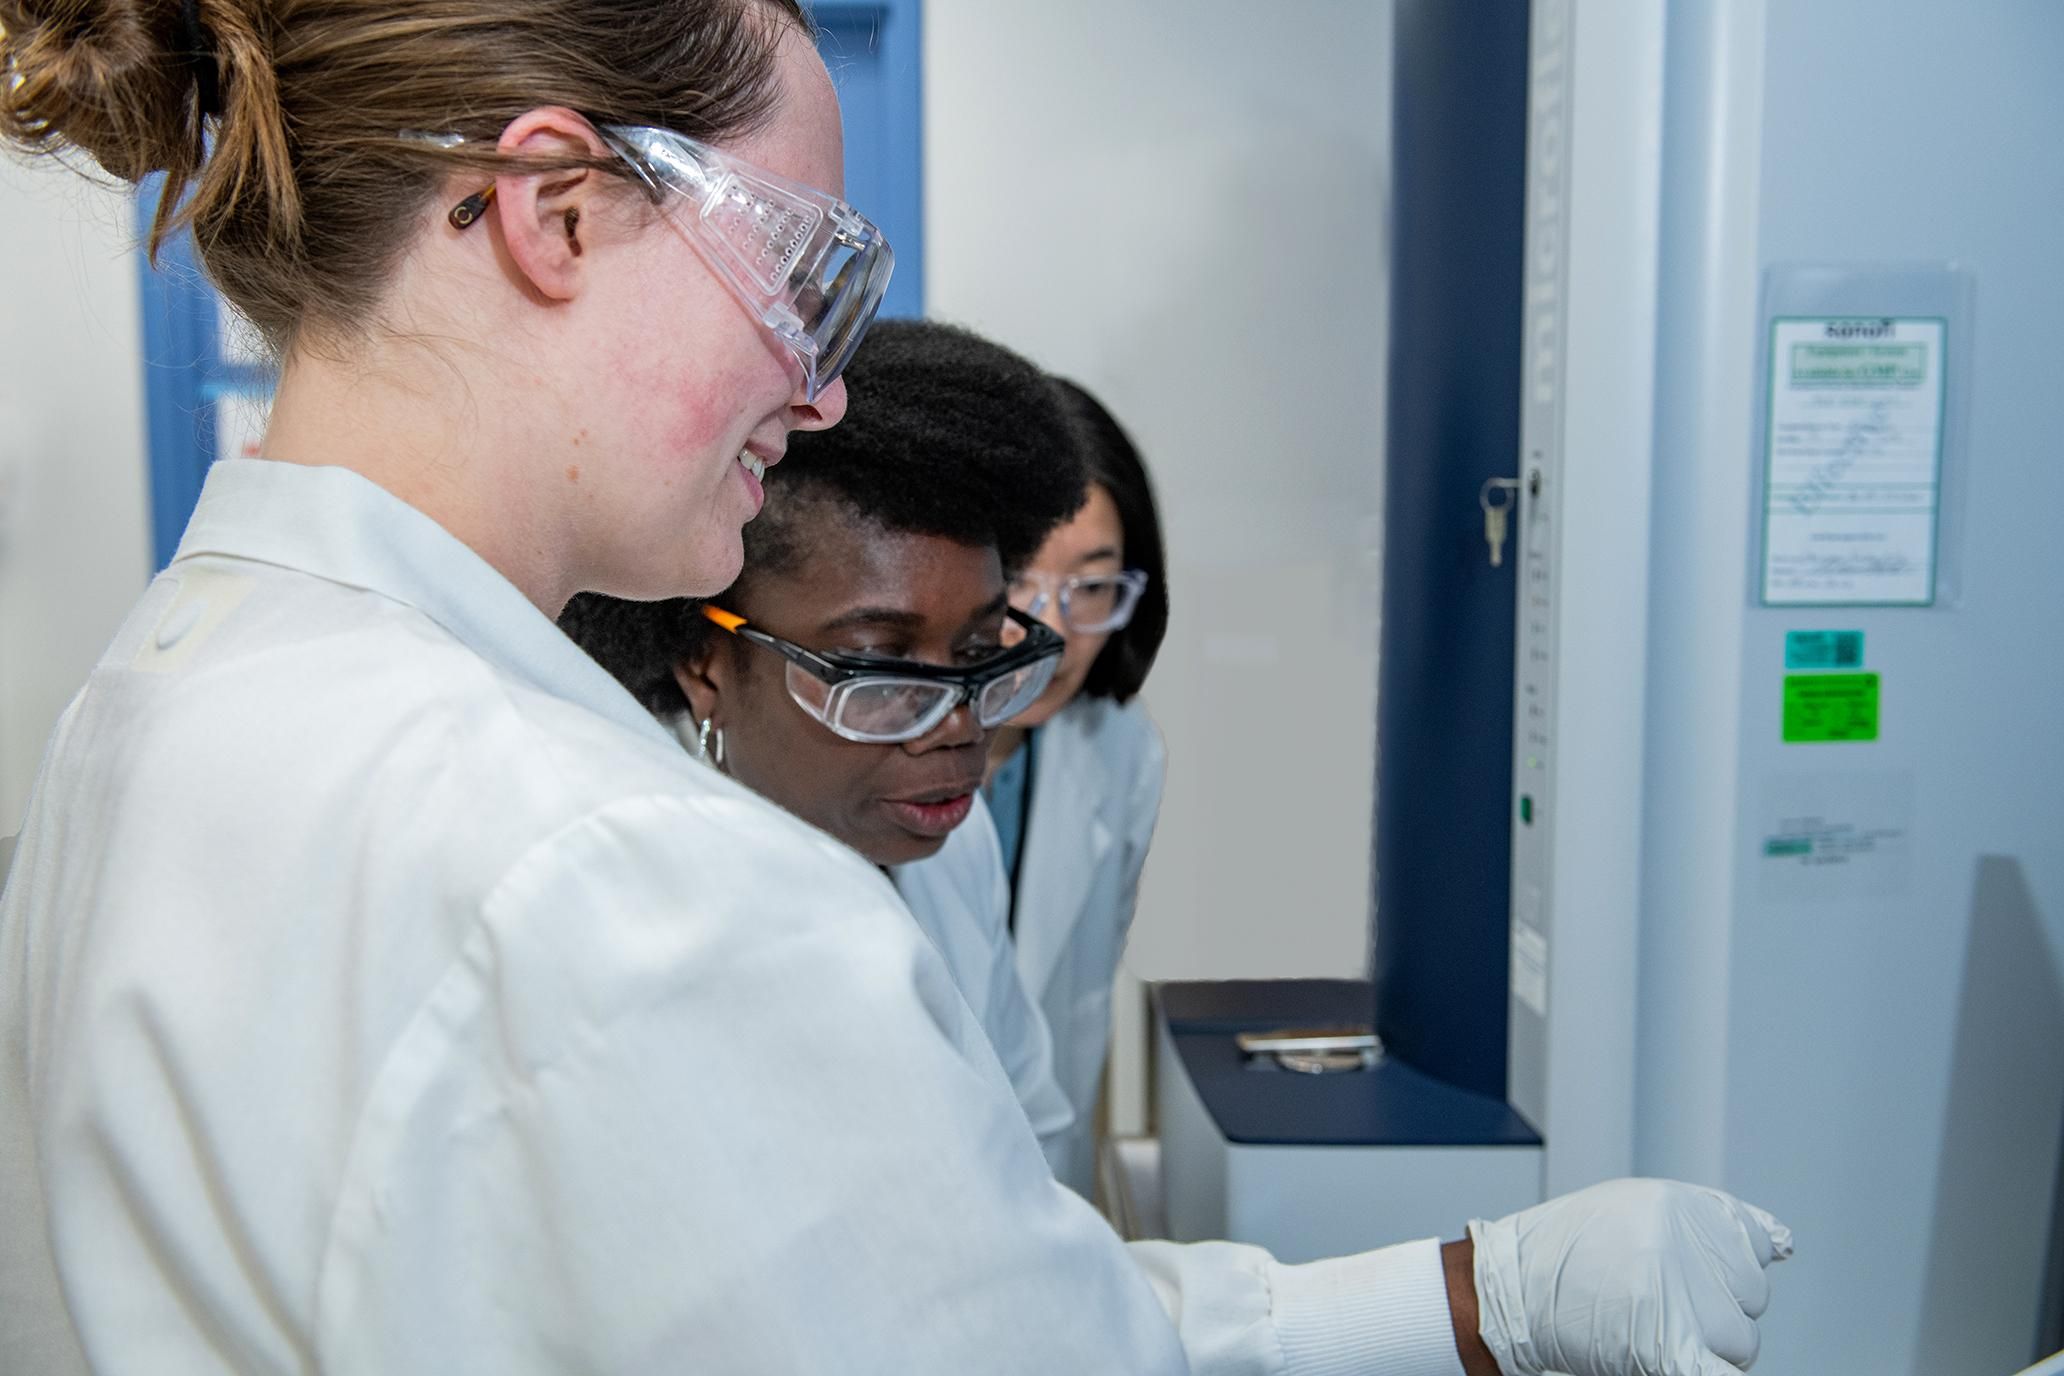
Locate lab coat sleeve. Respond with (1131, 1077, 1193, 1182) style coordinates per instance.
(991, 994, 1077, 1178)
(313, 793, 1190, 1376)
(1125, 1237, 1466, 1376)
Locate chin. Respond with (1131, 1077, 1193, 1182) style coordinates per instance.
(676, 532, 746, 599)
(867, 831, 949, 868)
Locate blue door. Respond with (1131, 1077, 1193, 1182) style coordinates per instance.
(814, 2, 923, 323)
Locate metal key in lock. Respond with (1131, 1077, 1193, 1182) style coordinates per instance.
(1480, 478, 1518, 568)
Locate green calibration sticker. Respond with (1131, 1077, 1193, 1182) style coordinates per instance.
(1783, 673, 1879, 743)
(1785, 630, 1864, 671)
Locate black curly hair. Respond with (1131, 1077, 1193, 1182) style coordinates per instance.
(561, 319, 1088, 716)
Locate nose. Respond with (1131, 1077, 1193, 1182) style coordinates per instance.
(789, 374, 848, 431)
(904, 698, 983, 754)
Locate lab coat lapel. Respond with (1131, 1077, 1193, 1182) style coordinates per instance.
(1016, 707, 1117, 1002)
(172, 460, 677, 750)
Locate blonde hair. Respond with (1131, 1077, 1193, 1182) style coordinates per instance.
(0, 0, 807, 350)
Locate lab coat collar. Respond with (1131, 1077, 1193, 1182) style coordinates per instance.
(1015, 701, 1119, 997)
(172, 459, 676, 750)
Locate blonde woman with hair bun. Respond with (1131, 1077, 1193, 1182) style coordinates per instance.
(0, 2, 1795, 1372)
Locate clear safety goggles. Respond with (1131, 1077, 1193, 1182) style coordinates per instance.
(702, 605, 1065, 745)
(1007, 569, 1150, 635)
(421, 121, 893, 402)
(601, 125, 892, 401)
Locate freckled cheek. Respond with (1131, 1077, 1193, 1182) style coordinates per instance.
(604, 351, 732, 478)
(606, 296, 784, 475)
(668, 374, 749, 472)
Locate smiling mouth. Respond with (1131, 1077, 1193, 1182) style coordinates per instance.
(737, 450, 767, 482)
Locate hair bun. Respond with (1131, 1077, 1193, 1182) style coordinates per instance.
(0, 0, 210, 183)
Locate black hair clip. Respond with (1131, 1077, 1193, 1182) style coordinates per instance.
(448, 185, 496, 230)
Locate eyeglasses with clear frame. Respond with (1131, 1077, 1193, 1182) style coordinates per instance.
(1007, 569, 1150, 635)
(418, 121, 893, 402)
(701, 605, 1065, 745)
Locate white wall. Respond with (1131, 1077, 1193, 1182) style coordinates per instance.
(1635, 2, 2064, 1372)
(924, 1, 1390, 991)
(0, 161, 153, 837)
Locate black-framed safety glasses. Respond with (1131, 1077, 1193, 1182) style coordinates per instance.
(702, 605, 1064, 744)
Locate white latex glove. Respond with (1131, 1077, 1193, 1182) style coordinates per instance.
(1469, 1178, 1794, 1376)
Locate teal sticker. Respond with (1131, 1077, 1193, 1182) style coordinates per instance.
(1785, 630, 1865, 671)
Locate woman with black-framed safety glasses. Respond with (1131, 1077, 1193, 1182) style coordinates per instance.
(562, 318, 1104, 1177)
(560, 320, 1102, 875)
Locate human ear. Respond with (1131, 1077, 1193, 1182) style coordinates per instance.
(673, 648, 725, 729)
(490, 106, 612, 302)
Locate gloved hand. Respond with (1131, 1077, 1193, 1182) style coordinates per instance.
(1469, 1178, 1793, 1376)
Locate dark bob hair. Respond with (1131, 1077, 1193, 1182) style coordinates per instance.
(562, 319, 1088, 716)
(1051, 379, 1168, 703)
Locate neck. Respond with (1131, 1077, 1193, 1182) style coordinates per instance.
(985, 723, 1029, 782)
(260, 336, 577, 617)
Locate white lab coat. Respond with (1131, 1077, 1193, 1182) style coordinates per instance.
(0, 460, 1463, 1376)
(892, 796, 1075, 1177)
(1012, 693, 1166, 1194)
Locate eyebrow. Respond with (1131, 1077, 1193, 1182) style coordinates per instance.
(816, 590, 1010, 638)
(1070, 546, 1123, 567)
(961, 590, 1011, 627)
(817, 606, 926, 635)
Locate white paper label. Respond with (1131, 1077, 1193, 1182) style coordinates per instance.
(1761, 317, 1946, 605)
(1756, 771, 1915, 902)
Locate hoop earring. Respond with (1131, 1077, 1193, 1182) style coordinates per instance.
(696, 716, 726, 769)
